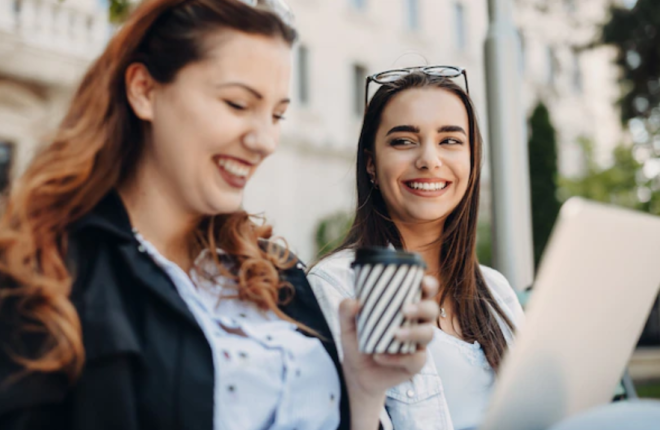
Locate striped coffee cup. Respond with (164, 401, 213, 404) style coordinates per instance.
(351, 247, 427, 354)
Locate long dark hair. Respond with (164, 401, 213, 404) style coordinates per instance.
(329, 72, 513, 370)
(0, 0, 297, 381)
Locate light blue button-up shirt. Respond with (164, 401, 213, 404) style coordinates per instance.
(135, 233, 341, 430)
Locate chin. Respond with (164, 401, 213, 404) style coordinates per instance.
(409, 211, 450, 224)
(201, 195, 243, 216)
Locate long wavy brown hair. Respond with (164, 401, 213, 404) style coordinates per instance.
(0, 0, 298, 381)
(325, 73, 514, 370)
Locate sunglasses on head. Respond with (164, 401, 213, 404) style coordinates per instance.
(365, 65, 469, 108)
(238, 0, 294, 27)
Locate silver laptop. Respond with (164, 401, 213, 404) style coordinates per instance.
(480, 198, 660, 430)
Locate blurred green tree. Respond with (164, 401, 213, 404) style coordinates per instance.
(314, 211, 353, 259)
(559, 139, 660, 215)
(527, 102, 560, 268)
(601, 0, 660, 125)
(476, 220, 493, 267)
(109, 0, 132, 22)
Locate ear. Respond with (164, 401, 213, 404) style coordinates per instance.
(365, 150, 376, 178)
(125, 63, 158, 122)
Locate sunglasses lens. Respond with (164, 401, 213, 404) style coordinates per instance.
(425, 67, 461, 77)
(374, 70, 409, 83)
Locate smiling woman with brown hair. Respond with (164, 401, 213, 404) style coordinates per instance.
(309, 69, 525, 430)
(0, 1, 441, 429)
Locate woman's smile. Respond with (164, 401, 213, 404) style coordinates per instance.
(215, 155, 253, 189)
(402, 178, 452, 197)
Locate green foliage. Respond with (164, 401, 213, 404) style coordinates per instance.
(558, 140, 660, 215)
(601, 0, 660, 124)
(527, 102, 561, 268)
(476, 220, 492, 267)
(108, 0, 133, 22)
(314, 211, 353, 259)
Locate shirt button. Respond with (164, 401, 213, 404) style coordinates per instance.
(406, 389, 415, 398)
(266, 335, 273, 341)
(137, 245, 146, 253)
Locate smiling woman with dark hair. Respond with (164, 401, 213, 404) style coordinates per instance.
(309, 69, 525, 430)
(0, 2, 441, 429)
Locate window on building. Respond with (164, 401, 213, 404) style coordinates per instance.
(297, 45, 310, 105)
(0, 141, 14, 193)
(546, 46, 557, 86)
(405, 0, 420, 31)
(454, 2, 467, 51)
(353, 64, 368, 116)
(517, 29, 526, 72)
(564, 0, 577, 13)
(572, 50, 582, 93)
(351, 0, 367, 11)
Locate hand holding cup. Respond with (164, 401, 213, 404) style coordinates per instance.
(339, 274, 440, 397)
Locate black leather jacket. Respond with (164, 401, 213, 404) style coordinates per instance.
(0, 191, 350, 430)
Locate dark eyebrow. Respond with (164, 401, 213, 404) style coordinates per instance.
(216, 82, 290, 104)
(386, 125, 420, 136)
(438, 125, 467, 136)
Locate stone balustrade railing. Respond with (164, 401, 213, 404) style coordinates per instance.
(0, 0, 109, 58)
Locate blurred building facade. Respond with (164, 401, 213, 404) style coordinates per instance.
(0, 0, 109, 185)
(0, 0, 625, 260)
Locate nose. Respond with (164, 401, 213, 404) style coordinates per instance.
(242, 118, 278, 158)
(415, 142, 442, 171)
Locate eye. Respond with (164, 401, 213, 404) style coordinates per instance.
(273, 112, 287, 122)
(390, 138, 416, 147)
(441, 138, 463, 145)
(225, 100, 247, 111)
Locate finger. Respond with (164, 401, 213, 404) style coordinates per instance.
(402, 300, 440, 323)
(421, 275, 439, 299)
(395, 324, 434, 347)
(373, 352, 427, 374)
(338, 298, 360, 336)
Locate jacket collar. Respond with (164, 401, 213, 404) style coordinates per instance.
(69, 190, 134, 242)
(69, 191, 200, 328)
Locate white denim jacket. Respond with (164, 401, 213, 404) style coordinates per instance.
(307, 249, 525, 430)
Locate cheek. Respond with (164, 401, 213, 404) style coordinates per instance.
(376, 151, 411, 183)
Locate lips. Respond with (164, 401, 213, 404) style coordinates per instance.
(215, 156, 253, 189)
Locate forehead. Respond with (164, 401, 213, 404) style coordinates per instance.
(181, 30, 292, 89)
(380, 87, 469, 131)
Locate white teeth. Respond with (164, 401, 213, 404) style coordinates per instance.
(218, 158, 250, 178)
(408, 181, 448, 191)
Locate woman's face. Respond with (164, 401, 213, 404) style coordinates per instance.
(128, 30, 292, 216)
(368, 87, 472, 227)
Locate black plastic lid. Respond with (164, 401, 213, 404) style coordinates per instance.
(351, 247, 427, 269)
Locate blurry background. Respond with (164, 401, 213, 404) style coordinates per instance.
(0, 0, 659, 396)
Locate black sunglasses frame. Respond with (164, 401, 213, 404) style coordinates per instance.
(364, 65, 469, 108)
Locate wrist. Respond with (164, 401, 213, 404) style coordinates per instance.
(346, 379, 387, 430)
